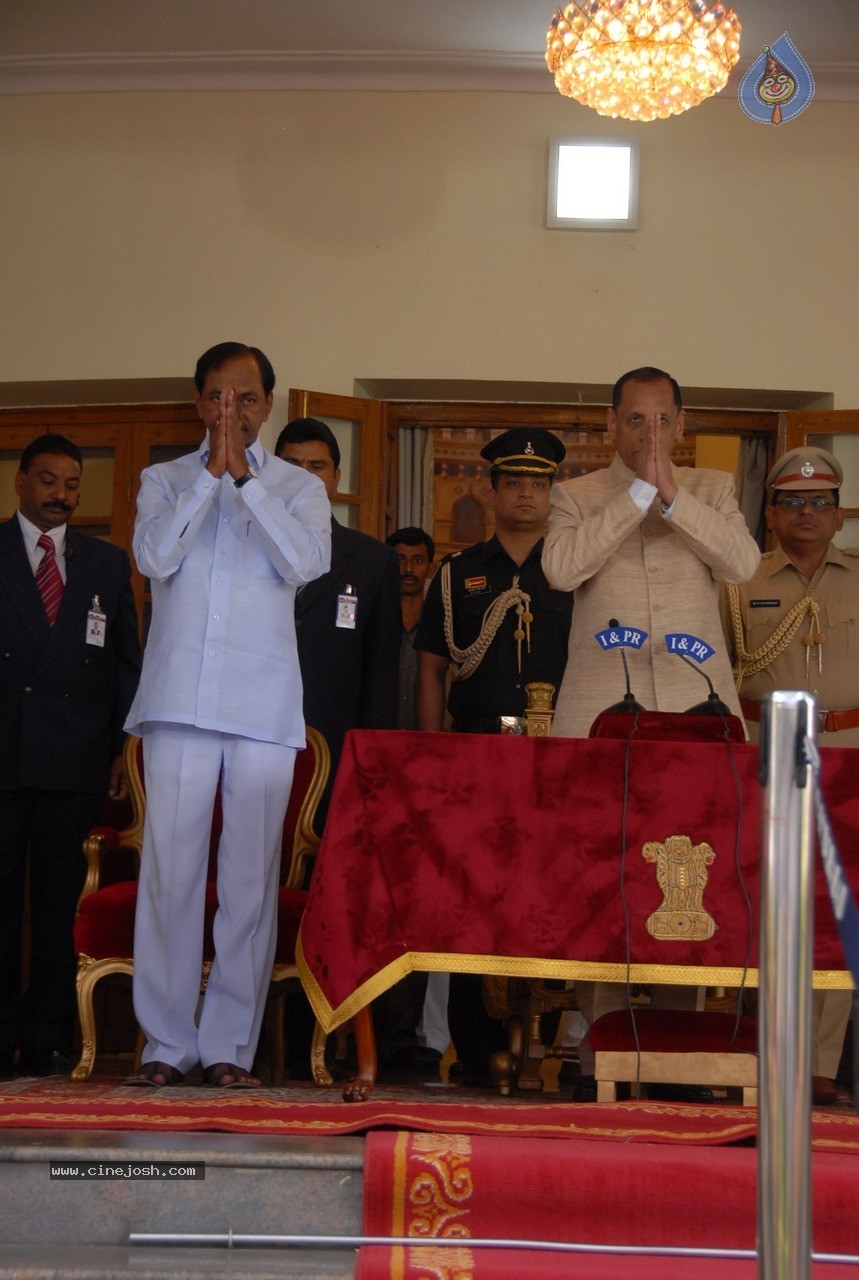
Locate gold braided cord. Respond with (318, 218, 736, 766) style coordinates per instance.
(440, 561, 532, 682)
(726, 581, 821, 691)
(491, 455, 557, 474)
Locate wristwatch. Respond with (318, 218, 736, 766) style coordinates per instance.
(234, 468, 258, 489)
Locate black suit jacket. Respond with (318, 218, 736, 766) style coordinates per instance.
(0, 518, 142, 794)
(295, 519, 401, 780)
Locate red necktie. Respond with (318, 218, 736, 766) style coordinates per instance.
(36, 533, 64, 625)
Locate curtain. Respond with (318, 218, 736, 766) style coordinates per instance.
(736, 436, 769, 548)
(396, 427, 433, 535)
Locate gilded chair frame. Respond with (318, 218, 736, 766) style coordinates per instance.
(72, 726, 329, 1081)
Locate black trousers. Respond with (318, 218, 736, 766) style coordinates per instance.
(0, 789, 103, 1056)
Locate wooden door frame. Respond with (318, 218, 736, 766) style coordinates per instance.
(784, 409, 859, 526)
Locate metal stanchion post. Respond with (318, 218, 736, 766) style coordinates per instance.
(758, 692, 815, 1280)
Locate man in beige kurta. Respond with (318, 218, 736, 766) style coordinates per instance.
(723, 444, 857, 1106)
(542, 366, 761, 1099)
(543, 368, 760, 736)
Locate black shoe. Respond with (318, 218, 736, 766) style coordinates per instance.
(0, 1050, 16, 1081)
(409, 1045, 444, 1070)
(648, 1083, 715, 1104)
(17, 1049, 75, 1078)
(572, 1073, 597, 1102)
(382, 1045, 443, 1076)
(448, 1058, 494, 1088)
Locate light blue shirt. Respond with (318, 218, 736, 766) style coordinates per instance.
(125, 437, 331, 748)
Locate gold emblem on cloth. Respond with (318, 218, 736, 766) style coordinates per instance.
(642, 834, 717, 941)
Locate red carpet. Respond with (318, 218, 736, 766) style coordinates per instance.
(1, 1076, 858, 1149)
(356, 1258, 859, 1280)
(4, 1078, 857, 1278)
(357, 1131, 859, 1280)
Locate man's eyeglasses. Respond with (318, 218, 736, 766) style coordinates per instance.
(772, 495, 837, 510)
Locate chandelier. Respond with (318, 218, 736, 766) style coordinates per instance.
(546, 1, 742, 122)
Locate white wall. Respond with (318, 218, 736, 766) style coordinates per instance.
(0, 89, 857, 406)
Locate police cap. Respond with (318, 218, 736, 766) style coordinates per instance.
(767, 446, 842, 492)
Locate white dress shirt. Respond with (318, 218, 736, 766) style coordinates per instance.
(17, 512, 68, 583)
(126, 436, 331, 749)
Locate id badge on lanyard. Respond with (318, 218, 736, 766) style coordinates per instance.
(86, 595, 107, 647)
(336, 586, 357, 630)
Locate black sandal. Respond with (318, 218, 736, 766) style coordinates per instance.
(202, 1061, 260, 1089)
(124, 1060, 185, 1088)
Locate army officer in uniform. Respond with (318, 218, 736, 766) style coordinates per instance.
(415, 427, 572, 1084)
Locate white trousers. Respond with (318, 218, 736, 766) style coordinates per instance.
(418, 973, 451, 1055)
(133, 725, 296, 1074)
(813, 989, 853, 1079)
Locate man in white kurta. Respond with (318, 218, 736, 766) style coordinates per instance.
(543, 369, 760, 734)
(125, 343, 330, 1088)
(542, 367, 760, 1096)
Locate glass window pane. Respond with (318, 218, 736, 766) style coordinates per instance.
(78, 524, 113, 541)
(840, 516, 859, 546)
(0, 453, 19, 518)
(808, 433, 859, 511)
(316, 417, 360, 495)
(332, 501, 359, 529)
(694, 436, 741, 485)
(76, 447, 114, 519)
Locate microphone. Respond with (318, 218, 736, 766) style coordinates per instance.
(664, 631, 731, 716)
(603, 618, 646, 714)
(677, 654, 732, 716)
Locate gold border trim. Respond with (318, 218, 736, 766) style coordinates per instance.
(297, 935, 854, 1033)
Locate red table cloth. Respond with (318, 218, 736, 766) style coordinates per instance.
(297, 731, 858, 1031)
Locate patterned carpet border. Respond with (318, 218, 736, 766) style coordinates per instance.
(0, 1078, 857, 1149)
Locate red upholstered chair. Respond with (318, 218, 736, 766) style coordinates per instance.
(72, 727, 329, 1081)
(590, 1008, 759, 1105)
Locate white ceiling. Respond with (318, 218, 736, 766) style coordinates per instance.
(2, 0, 858, 98)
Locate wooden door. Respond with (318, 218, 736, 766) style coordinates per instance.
(286, 390, 390, 538)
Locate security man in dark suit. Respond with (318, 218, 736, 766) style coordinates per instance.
(276, 418, 411, 1077)
(0, 434, 141, 1078)
(275, 418, 401, 831)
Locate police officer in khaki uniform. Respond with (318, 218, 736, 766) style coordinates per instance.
(724, 445, 857, 1106)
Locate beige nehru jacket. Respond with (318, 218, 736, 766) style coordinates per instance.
(543, 453, 761, 739)
(725, 543, 859, 746)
